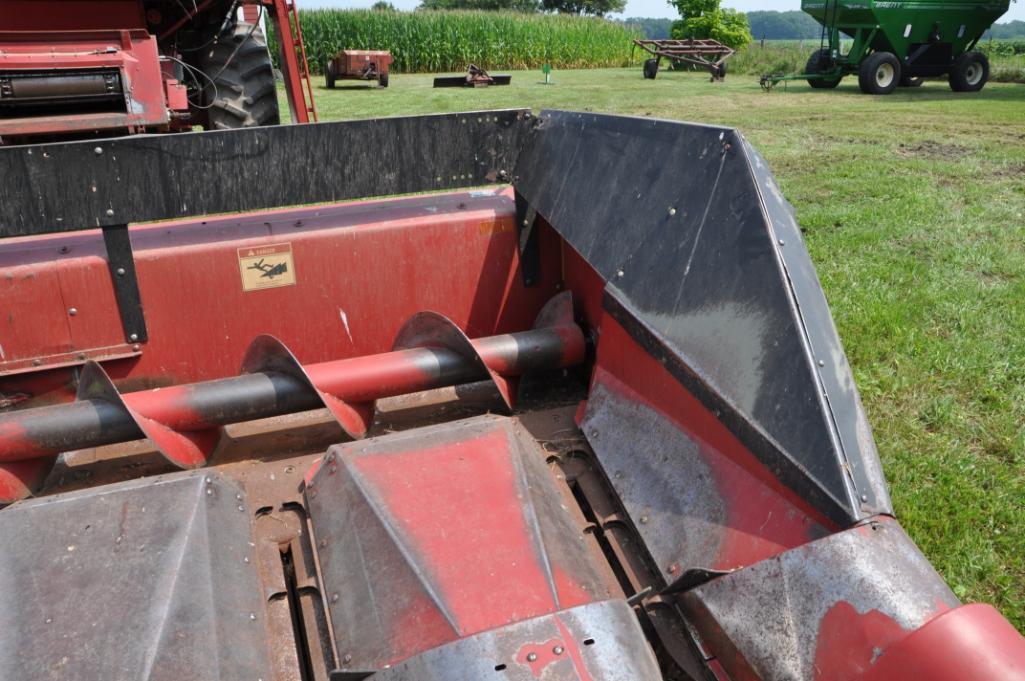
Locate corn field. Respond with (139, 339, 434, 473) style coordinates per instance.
(279, 10, 641, 73)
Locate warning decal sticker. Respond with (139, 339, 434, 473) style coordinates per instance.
(238, 243, 297, 292)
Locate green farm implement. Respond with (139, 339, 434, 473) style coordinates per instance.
(761, 0, 1010, 94)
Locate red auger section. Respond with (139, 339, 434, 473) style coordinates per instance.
(0, 293, 583, 504)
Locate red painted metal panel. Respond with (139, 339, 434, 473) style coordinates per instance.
(352, 428, 589, 635)
(862, 603, 1025, 680)
(0, 1, 145, 30)
(0, 189, 559, 405)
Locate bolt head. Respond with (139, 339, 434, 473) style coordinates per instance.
(94, 147, 103, 155)
(68, 307, 77, 316)
(129, 333, 139, 342)
(116, 267, 126, 276)
(668, 207, 676, 216)
(553, 645, 564, 655)
(105, 208, 114, 217)
(343, 654, 353, 664)
(526, 652, 537, 662)
(248, 613, 256, 621)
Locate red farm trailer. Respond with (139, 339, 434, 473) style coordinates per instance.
(326, 49, 392, 88)
(0, 105, 1024, 679)
(0, 0, 317, 143)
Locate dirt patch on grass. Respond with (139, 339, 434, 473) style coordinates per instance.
(896, 141, 970, 161)
(992, 161, 1025, 179)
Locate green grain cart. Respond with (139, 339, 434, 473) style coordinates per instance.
(762, 0, 1010, 94)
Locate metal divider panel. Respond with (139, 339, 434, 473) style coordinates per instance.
(0, 471, 271, 681)
(513, 110, 890, 524)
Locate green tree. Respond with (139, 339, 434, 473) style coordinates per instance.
(669, 0, 752, 50)
(540, 0, 626, 17)
(371, 0, 398, 9)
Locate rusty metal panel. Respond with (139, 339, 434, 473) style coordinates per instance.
(581, 360, 830, 578)
(679, 517, 960, 681)
(0, 471, 273, 681)
(305, 415, 618, 673)
(373, 600, 661, 680)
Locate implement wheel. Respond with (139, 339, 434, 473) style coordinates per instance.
(949, 51, 989, 92)
(201, 22, 280, 129)
(806, 49, 841, 89)
(326, 60, 337, 89)
(643, 58, 658, 79)
(379, 72, 389, 88)
(858, 52, 901, 95)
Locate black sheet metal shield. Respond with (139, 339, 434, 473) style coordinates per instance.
(0, 471, 272, 681)
(513, 111, 890, 524)
(0, 110, 531, 236)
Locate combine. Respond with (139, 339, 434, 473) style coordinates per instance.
(0, 0, 316, 143)
(1, 6, 1024, 681)
(761, 0, 1010, 94)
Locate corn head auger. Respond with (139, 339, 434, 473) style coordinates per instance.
(0, 110, 1023, 681)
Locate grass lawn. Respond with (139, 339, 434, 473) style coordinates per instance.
(288, 68, 1025, 628)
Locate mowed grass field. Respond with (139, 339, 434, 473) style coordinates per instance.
(286, 69, 1025, 628)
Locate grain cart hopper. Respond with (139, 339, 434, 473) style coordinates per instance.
(1, 111, 1025, 681)
(0, 0, 317, 144)
(761, 0, 1009, 94)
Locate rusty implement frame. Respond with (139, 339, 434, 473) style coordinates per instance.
(433, 65, 512, 88)
(633, 39, 735, 81)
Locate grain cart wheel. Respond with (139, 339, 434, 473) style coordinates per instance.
(326, 60, 337, 88)
(201, 22, 280, 130)
(949, 51, 990, 92)
(379, 72, 389, 88)
(858, 51, 901, 95)
(643, 58, 658, 79)
(806, 49, 841, 89)
(900, 74, 925, 87)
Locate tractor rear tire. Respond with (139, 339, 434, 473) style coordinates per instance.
(949, 51, 989, 92)
(201, 22, 280, 130)
(858, 51, 901, 95)
(643, 58, 658, 79)
(806, 49, 841, 89)
(379, 72, 389, 88)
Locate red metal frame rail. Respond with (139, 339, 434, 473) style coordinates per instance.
(265, 0, 317, 123)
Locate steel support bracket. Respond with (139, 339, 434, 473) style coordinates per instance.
(101, 224, 148, 343)
(514, 189, 540, 287)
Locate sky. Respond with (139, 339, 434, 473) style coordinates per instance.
(304, 0, 1025, 22)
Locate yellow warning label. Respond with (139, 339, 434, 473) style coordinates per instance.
(238, 243, 296, 292)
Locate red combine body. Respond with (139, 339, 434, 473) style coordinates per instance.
(0, 109, 1024, 680)
(0, 0, 316, 143)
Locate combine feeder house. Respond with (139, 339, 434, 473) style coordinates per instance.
(762, 0, 1010, 94)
